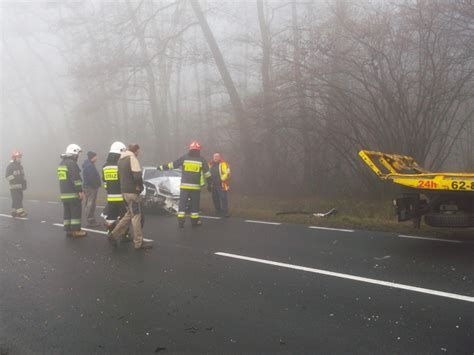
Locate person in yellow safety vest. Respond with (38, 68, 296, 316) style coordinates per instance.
(158, 141, 211, 228)
(208, 153, 231, 217)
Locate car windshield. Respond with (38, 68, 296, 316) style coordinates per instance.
(144, 169, 181, 180)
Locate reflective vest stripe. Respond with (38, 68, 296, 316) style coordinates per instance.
(107, 194, 124, 202)
(180, 183, 201, 190)
(220, 162, 230, 181)
(103, 166, 119, 181)
(60, 193, 79, 199)
(220, 162, 230, 191)
(183, 160, 202, 173)
(183, 160, 202, 166)
(57, 166, 68, 181)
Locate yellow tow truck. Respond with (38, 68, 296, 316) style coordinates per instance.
(359, 150, 474, 229)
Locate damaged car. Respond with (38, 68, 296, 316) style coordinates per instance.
(141, 166, 181, 213)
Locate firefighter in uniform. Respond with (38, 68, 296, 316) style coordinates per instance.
(58, 144, 87, 237)
(102, 141, 127, 233)
(5, 151, 27, 217)
(158, 141, 211, 228)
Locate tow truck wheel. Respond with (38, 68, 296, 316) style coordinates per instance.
(424, 213, 474, 228)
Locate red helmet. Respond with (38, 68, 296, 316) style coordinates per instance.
(11, 150, 22, 159)
(189, 141, 201, 151)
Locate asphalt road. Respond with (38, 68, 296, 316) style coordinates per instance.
(0, 197, 473, 354)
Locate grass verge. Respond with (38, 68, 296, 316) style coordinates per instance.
(200, 193, 473, 239)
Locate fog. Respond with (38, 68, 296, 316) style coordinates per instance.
(1, 0, 473, 198)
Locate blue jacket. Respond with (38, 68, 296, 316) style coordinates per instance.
(82, 159, 101, 189)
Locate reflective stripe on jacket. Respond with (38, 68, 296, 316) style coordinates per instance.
(102, 165, 123, 202)
(58, 156, 83, 200)
(5, 161, 25, 190)
(162, 154, 210, 190)
(209, 160, 231, 191)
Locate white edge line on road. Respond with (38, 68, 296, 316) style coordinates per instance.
(47, 201, 60, 205)
(398, 235, 462, 243)
(97, 206, 105, 209)
(29, 199, 40, 203)
(0, 213, 28, 220)
(52, 223, 108, 235)
(201, 216, 222, 220)
(245, 220, 281, 226)
(81, 227, 108, 235)
(309, 226, 355, 233)
(215, 252, 474, 303)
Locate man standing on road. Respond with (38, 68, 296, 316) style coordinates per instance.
(109, 144, 153, 250)
(158, 141, 212, 228)
(209, 153, 230, 217)
(5, 150, 28, 218)
(58, 144, 87, 237)
(82, 151, 101, 227)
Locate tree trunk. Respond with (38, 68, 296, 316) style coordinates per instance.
(126, 0, 162, 151)
(190, 0, 257, 188)
(292, 0, 312, 192)
(257, 0, 279, 192)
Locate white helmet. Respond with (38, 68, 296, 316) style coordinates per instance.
(65, 144, 82, 156)
(110, 141, 127, 154)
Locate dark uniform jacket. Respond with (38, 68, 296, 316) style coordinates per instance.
(5, 161, 26, 190)
(58, 155, 83, 200)
(102, 153, 123, 202)
(161, 153, 211, 190)
(82, 159, 101, 189)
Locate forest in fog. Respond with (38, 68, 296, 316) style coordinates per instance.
(1, 0, 473, 196)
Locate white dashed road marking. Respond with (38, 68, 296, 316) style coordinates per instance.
(52, 223, 107, 235)
(202, 216, 221, 220)
(245, 220, 281, 226)
(215, 252, 474, 303)
(309, 226, 355, 233)
(81, 227, 108, 235)
(0, 213, 28, 221)
(398, 235, 462, 243)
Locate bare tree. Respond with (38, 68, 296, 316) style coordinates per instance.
(190, 0, 257, 186)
